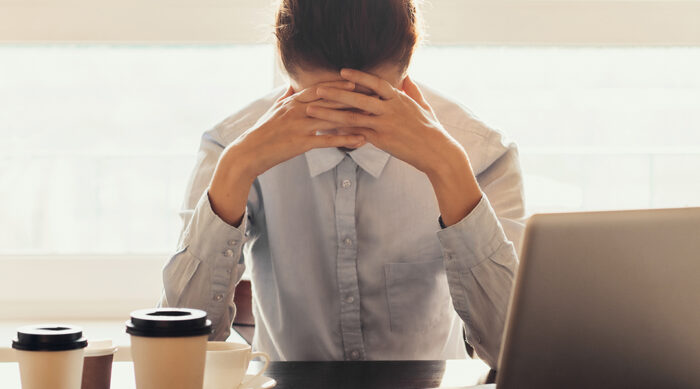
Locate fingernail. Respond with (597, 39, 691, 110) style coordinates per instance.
(316, 87, 327, 96)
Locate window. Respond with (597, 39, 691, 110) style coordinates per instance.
(411, 47, 700, 212)
(0, 45, 274, 254)
(1, 0, 699, 319)
(0, 45, 276, 318)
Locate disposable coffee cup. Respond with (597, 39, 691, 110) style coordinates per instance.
(12, 324, 88, 389)
(81, 339, 117, 389)
(126, 308, 212, 389)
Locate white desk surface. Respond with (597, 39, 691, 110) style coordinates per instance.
(0, 361, 136, 388)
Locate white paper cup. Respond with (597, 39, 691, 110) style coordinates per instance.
(203, 342, 270, 389)
(126, 308, 212, 389)
(12, 324, 88, 389)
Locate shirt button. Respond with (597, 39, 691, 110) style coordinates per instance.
(341, 179, 352, 189)
(345, 295, 355, 304)
(224, 249, 234, 257)
(213, 294, 224, 302)
(350, 350, 360, 360)
(227, 239, 238, 246)
(344, 238, 353, 247)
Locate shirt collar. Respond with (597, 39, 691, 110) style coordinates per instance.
(305, 143, 391, 179)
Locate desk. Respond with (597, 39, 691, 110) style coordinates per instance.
(0, 360, 495, 389)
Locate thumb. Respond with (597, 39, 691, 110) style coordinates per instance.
(338, 127, 377, 145)
(277, 85, 295, 102)
(401, 76, 430, 110)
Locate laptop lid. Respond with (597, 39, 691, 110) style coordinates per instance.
(497, 208, 700, 389)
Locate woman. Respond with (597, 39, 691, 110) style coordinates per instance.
(161, 0, 525, 368)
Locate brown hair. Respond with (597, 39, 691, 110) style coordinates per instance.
(275, 0, 421, 76)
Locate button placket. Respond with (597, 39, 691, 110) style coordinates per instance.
(334, 157, 366, 361)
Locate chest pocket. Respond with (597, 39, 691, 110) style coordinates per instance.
(384, 258, 452, 333)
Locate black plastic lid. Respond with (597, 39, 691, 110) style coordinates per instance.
(12, 324, 88, 352)
(126, 308, 212, 338)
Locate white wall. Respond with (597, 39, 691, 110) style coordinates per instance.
(0, 0, 699, 45)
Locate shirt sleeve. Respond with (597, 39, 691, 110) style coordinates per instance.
(436, 141, 526, 368)
(158, 130, 258, 341)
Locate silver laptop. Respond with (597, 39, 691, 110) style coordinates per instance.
(497, 207, 700, 389)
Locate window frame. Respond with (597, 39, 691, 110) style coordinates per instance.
(1, 0, 699, 320)
(0, 255, 165, 320)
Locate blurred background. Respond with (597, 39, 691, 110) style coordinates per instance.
(1, 0, 699, 322)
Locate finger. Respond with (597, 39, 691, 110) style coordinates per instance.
(306, 105, 377, 128)
(300, 118, 346, 133)
(309, 100, 356, 110)
(317, 80, 356, 89)
(307, 134, 366, 149)
(337, 126, 378, 143)
(316, 87, 384, 115)
(401, 76, 431, 111)
(276, 85, 295, 103)
(295, 81, 356, 103)
(340, 68, 396, 100)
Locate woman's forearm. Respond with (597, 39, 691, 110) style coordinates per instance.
(208, 147, 256, 227)
(427, 145, 483, 227)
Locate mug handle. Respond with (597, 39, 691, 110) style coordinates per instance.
(240, 351, 270, 387)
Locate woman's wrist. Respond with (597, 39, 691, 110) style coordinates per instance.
(209, 146, 257, 227)
(222, 137, 261, 182)
(427, 143, 483, 226)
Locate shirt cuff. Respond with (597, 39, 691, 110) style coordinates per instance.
(436, 194, 508, 269)
(183, 190, 247, 265)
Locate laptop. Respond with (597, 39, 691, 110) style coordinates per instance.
(497, 207, 700, 389)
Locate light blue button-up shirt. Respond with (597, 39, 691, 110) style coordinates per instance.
(160, 83, 525, 367)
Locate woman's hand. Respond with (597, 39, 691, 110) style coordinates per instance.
(306, 69, 483, 226)
(308, 70, 460, 175)
(230, 81, 366, 179)
(209, 81, 366, 226)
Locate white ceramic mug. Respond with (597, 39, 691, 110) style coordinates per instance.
(203, 342, 270, 389)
